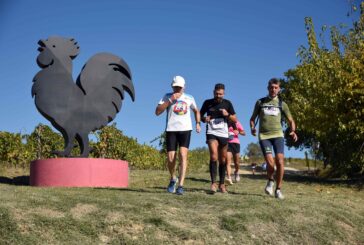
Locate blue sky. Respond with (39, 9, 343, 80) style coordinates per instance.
(0, 0, 356, 158)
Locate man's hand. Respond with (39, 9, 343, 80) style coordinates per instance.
(290, 131, 298, 142)
(205, 116, 211, 123)
(251, 128, 257, 136)
(170, 92, 182, 102)
(196, 123, 201, 133)
(219, 109, 229, 117)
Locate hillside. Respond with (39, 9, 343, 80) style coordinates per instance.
(0, 167, 363, 244)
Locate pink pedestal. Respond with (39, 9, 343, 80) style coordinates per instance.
(30, 158, 128, 187)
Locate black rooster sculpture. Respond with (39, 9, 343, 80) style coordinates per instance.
(32, 36, 135, 157)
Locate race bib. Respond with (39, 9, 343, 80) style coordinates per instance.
(228, 131, 235, 140)
(210, 118, 225, 129)
(263, 106, 279, 116)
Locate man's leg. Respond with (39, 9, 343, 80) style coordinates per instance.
(264, 154, 275, 179)
(273, 137, 285, 199)
(166, 132, 178, 193)
(275, 153, 284, 189)
(260, 139, 275, 196)
(259, 139, 275, 179)
(218, 142, 228, 192)
(167, 151, 177, 179)
(207, 140, 219, 192)
(178, 147, 188, 187)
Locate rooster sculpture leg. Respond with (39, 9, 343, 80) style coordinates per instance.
(51, 130, 75, 157)
(77, 133, 91, 158)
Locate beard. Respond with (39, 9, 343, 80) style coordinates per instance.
(214, 97, 223, 103)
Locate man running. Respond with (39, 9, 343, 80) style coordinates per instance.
(200, 83, 237, 193)
(249, 78, 298, 199)
(156, 75, 201, 195)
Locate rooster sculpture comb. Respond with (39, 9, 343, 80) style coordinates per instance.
(32, 36, 135, 157)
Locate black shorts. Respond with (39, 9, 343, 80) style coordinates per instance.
(228, 143, 240, 155)
(166, 131, 192, 152)
(206, 134, 228, 146)
(259, 137, 284, 156)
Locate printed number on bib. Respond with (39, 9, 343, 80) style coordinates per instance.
(263, 106, 279, 116)
(210, 118, 225, 129)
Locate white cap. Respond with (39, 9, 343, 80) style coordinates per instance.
(171, 75, 185, 88)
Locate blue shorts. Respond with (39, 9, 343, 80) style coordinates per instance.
(259, 137, 284, 156)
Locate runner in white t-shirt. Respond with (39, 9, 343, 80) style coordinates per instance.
(155, 76, 201, 195)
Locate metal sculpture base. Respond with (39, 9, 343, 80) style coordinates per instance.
(30, 158, 128, 187)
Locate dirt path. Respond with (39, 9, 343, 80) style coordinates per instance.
(237, 163, 301, 175)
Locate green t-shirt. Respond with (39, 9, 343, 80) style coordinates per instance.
(251, 96, 292, 140)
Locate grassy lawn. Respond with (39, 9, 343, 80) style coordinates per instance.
(0, 167, 363, 244)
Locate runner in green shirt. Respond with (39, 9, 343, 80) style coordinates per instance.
(249, 78, 298, 199)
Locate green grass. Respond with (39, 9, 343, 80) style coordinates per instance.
(0, 167, 363, 244)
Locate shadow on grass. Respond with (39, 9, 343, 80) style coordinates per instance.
(0, 176, 29, 186)
(185, 177, 210, 183)
(118, 188, 163, 193)
(97, 186, 211, 195)
(150, 186, 266, 197)
(241, 170, 364, 190)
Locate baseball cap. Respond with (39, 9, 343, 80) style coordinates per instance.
(171, 75, 185, 88)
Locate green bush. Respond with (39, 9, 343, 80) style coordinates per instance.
(91, 123, 165, 169)
(0, 132, 29, 167)
(188, 147, 210, 171)
(0, 123, 165, 169)
(26, 124, 64, 160)
(0, 123, 212, 170)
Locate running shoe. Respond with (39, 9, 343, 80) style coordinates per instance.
(275, 189, 285, 200)
(219, 184, 228, 194)
(167, 178, 178, 193)
(176, 186, 184, 195)
(225, 177, 233, 185)
(234, 172, 240, 182)
(264, 180, 274, 196)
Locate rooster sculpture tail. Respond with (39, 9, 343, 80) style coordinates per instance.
(77, 53, 135, 128)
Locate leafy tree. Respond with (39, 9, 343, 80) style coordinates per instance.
(244, 142, 263, 163)
(282, 2, 364, 177)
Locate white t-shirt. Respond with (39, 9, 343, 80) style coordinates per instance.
(159, 93, 197, 132)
